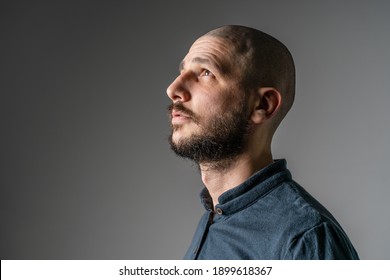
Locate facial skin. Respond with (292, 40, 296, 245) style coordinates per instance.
(167, 36, 254, 168)
(167, 26, 292, 208)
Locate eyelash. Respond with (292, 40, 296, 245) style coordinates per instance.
(200, 69, 213, 77)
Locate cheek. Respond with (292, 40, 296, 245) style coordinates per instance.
(194, 86, 239, 120)
(199, 97, 225, 119)
(220, 91, 243, 112)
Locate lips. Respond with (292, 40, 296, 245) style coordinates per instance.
(172, 109, 190, 119)
(171, 111, 192, 125)
(168, 103, 198, 125)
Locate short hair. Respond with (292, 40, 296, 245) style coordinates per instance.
(205, 25, 295, 125)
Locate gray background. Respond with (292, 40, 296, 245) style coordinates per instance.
(1, 0, 389, 259)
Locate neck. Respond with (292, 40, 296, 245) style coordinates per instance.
(199, 150, 273, 210)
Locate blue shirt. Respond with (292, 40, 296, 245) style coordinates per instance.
(184, 159, 359, 259)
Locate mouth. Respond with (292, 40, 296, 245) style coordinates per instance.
(172, 109, 190, 119)
(168, 103, 198, 126)
(171, 111, 192, 125)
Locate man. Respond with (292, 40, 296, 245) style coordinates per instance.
(167, 25, 359, 259)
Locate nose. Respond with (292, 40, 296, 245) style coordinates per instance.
(166, 72, 192, 102)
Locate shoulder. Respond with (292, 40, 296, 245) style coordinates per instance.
(283, 221, 359, 259)
(256, 180, 330, 228)
(250, 180, 358, 259)
(269, 181, 359, 259)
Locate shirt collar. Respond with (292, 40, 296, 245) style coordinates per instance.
(199, 159, 292, 217)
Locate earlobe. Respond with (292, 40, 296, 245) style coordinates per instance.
(250, 87, 282, 124)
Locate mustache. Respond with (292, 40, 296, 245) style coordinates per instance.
(168, 103, 199, 123)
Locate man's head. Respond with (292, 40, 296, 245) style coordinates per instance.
(167, 25, 295, 168)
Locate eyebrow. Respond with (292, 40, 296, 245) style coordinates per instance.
(179, 57, 224, 73)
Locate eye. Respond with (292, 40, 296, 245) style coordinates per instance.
(200, 69, 214, 77)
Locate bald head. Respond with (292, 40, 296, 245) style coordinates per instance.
(204, 25, 295, 124)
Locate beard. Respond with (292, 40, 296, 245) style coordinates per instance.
(168, 99, 251, 169)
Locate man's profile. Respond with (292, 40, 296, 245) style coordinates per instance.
(167, 25, 359, 259)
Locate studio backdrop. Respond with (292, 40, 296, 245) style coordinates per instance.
(1, 0, 389, 259)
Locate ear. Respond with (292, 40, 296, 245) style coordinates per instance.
(250, 87, 282, 124)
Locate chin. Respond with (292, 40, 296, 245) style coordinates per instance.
(173, 126, 199, 140)
(171, 131, 190, 144)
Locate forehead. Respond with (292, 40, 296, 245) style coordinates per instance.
(188, 35, 232, 56)
(181, 35, 239, 75)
